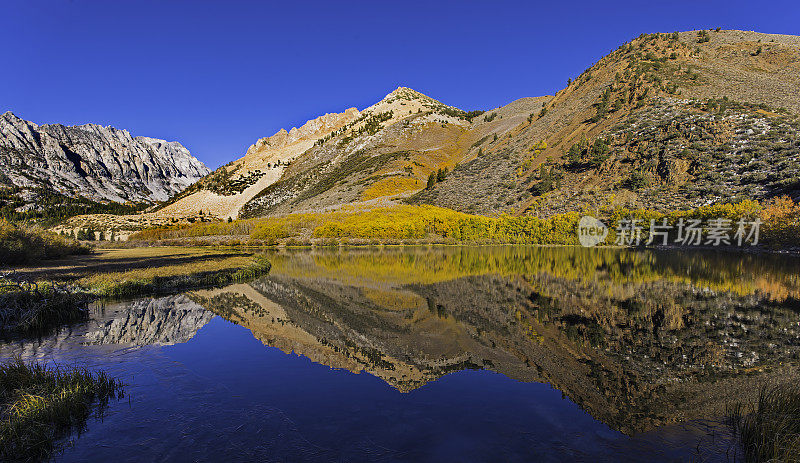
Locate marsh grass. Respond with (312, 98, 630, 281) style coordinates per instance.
(728, 383, 800, 462)
(0, 357, 124, 462)
(82, 254, 272, 298)
(0, 277, 89, 337)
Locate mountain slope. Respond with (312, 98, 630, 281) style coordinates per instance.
(156, 108, 361, 219)
(414, 30, 800, 216)
(237, 30, 799, 220)
(155, 87, 510, 219)
(0, 111, 209, 218)
(239, 87, 548, 218)
(49, 29, 800, 234)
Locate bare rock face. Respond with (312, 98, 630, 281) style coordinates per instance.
(0, 111, 210, 205)
(245, 108, 360, 155)
(0, 295, 214, 358)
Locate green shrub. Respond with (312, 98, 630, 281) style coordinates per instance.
(624, 172, 649, 190)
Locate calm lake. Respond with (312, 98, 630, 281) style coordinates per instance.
(3, 246, 800, 462)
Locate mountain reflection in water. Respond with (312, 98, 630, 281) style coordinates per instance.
(193, 246, 800, 435)
(1, 246, 798, 461)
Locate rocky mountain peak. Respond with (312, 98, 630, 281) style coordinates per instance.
(384, 86, 426, 100)
(0, 112, 210, 206)
(2, 110, 21, 120)
(362, 86, 461, 121)
(1, 111, 32, 130)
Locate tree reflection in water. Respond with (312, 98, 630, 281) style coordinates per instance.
(189, 246, 800, 435)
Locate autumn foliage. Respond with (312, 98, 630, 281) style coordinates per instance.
(129, 198, 800, 248)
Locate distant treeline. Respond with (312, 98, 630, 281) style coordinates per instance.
(129, 197, 800, 249)
(0, 187, 148, 226)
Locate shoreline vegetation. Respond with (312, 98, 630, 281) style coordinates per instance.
(127, 198, 800, 250)
(728, 384, 800, 462)
(0, 357, 124, 462)
(1, 220, 90, 266)
(82, 253, 271, 299)
(1, 248, 272, 337)
(1, 221, 95, 337)
(0, 277, 90, 336)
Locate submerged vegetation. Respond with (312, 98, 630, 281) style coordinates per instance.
(0, 220, 90, 265)
(728, 384, 800, 462)
(0, 357, 124, 462)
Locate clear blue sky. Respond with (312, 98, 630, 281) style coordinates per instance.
(2, 0, 798, 169)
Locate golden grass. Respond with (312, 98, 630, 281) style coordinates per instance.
(79, 252, 271, 298)
(80, 255, 252, 288)
(96, 247, 215, 259)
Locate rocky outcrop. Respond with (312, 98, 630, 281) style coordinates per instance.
(0, 111, 209, 205)
(0, 295, 214, 358)
(246, 108, 360, 155)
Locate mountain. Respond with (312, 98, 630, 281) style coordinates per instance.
(0, 111, 209, 219)
(153, 87, 544, 220)
(164, 30, 799, 222)
(156, 107, 361, 219)
(414, 30, 800, 215)
(53, 29, 800, 233)
(241, 88, 548, 218)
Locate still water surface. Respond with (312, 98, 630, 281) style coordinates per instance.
(3, 246, 800, 462)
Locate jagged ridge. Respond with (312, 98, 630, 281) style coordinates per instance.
(0, 111, 209, 212)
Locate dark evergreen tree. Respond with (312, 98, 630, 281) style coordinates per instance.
(426, 173, 436, 189)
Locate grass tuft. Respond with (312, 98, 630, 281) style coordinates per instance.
(728, 383, 800, 462)
(0, 357, 124, 462)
